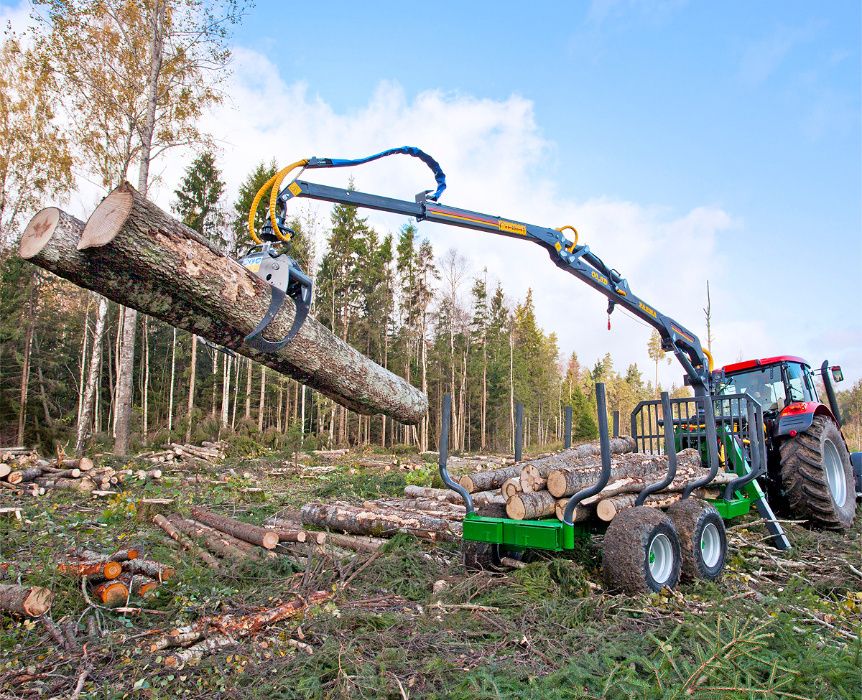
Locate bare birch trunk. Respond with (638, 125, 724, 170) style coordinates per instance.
(258, 365, 266, 432)
(75, 296, 108, 455)
(168, 326, 176, 435)
(17, 273, 37, 445)
(185, 334, 197, 443)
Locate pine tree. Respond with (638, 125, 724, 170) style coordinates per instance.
(173, 151, 227, 249)
(232, 159, 277, 247)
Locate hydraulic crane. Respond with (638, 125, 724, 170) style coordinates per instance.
(240, 146, 858, 593)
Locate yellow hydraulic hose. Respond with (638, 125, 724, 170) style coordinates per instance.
(556, 224, 579, 252)
(247, 159, 309, 244)
(703, 348, 715, 373)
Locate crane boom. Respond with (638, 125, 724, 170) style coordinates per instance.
(253, 148, 714, 395)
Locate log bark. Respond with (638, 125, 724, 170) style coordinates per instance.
(57, 560, 122, 580)
(458, 464, 522, 493)
(122, 558, 175, 582)
(324, 532, 386, 553)
(120, 573, 159, 597)
(579, 470, 735, 506)
(546, 450, 701, 498)
(596, 493, 683, 521)
(152, 514, 221, 569)
(403, 485, 463, 503)
(553, 499, 593, 523)
(519, 436, 636, 492)
(185, 518, 277, 561)
(505, 491, 558, 520)
(91, 580, 129, 607)
(190, 507, 279, 550)
(0, 583, 53, 617)
(19, 203, 427, 423)
(167, 515, 251, 562)
(300, 502, 460, 542)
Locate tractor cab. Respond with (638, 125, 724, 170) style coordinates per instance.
(717, 356, 822, 416)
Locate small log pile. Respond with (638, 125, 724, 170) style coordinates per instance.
(135, 441, 226, 468)
(146, 590, 331, 668)
(56, 547, 172, 608)
(0, 583, 54, 617)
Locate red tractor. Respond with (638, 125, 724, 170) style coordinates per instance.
(718, 356, 860, 529)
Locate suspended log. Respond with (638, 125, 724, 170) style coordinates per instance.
(190, 507, 279, 550)
(19, 203, 426, 423)
(152, 514, 221, 569)
(300, 502, 460, 542)
(519, 436, 637, 492)
(546, 450, 701, 498)
(0, 584, 53, 617)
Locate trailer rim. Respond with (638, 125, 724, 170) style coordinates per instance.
(648, 533, 674, 585)
(699, 521, 722, 569)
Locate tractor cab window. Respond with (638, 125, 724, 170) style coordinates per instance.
(784, 362, 816, 403)
(719, 365, 786, 412)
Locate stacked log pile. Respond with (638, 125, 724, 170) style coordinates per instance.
(55, 547, 172, 608)
(136, 441, 226, 468)
(0, 449, 162, 497)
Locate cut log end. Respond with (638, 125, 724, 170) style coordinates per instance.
(18, 207, 61, 259)
(546, 471, 566, 498)
(78, 187, 133, 250)
(92, 581, 129, 608)
(506, 495, 526, 520)
(23, 587, 53, 616)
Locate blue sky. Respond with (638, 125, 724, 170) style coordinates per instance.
(4, 0, 861, 386)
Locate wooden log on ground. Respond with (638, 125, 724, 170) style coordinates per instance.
(120, 573, 159, 597)
(324, 532, 386, 553)
(153, 514, 221, 569)
(301, 502, 460, 542)
(57, 560, 122, 580)
(91, 580, 129, 607)
(136, 498, 175, 522)
(35, 476, 95, 492)
(403, 485, 464, 503)
(0, 464, 10, 479)
(167, 515, 250, 562)
(5, 471, 23, 484)
(122, 558, 175, 582)
(58, 457, 94, 471)
(19, 203, 426, 423)
(519, 436, 637, 492)
(546, 450, 701, 498)
(0, 584, 53, 617)
(185, 518, 278, 561)
(190, 507, 279, 550)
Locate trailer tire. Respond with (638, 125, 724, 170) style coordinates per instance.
(779, 415, 855, 530)
(602, 507, 681, 595)
(667, 499, 726, 582)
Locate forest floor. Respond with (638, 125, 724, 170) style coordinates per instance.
(0, 445, 860, 700)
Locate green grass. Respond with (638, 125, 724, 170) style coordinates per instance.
(0, 452, 859, 699)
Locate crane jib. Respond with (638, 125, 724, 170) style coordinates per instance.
(280, 178, 709, 392)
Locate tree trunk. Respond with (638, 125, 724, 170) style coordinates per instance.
(505, 491, 557, 520)
(76, 296, 108, 455)
(190, 507, 279, 549)
(220, 354, 231, 428)
(257, 365, 266, 431)
(20, 201, 427, 424)
(597, 492, 684, 521)
(142, 314, 149, 437)
(168, 326, 176, 435)
(519, 436, 637, 492)
(185, 334, 197, 443)
(123, 558, 175, 581)
(458, 464, 522, 493)
(167, 514, 254, 563)
(324, 532, 386, 553)
(300, 502, 460, 542)
(244, 357, 252, 420)
(114, 305, 137, 455)
(0, 584, 53, 617)
(17, 273, 37, 445)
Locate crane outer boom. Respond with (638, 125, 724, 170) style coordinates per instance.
(281, 178, 711, 395)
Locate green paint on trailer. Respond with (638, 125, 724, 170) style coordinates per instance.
(462, 514, 587, 551)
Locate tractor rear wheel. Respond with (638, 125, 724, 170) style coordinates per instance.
(602, 507, 681, 594)
(667, 498, 726, 582)
(779, 415, 855, 530)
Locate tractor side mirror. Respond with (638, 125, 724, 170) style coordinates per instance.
(831, 366, 844, 383)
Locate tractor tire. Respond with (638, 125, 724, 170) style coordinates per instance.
(462, 541, 500, 571)
(667, 498, 726, 582)
(779, 415, 856, 530)
(602, 507, 681, 595)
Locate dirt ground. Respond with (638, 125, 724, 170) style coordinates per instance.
(0, 447, 860, 699)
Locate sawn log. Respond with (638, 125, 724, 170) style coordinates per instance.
(19, 202, 426, 423)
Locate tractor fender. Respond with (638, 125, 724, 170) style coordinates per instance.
(774, 402, 836, 437)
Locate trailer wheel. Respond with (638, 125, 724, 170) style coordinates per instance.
(667, 499, 726, 582)
(779, 415, 856, 530)
(602, 507, 681, 594)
